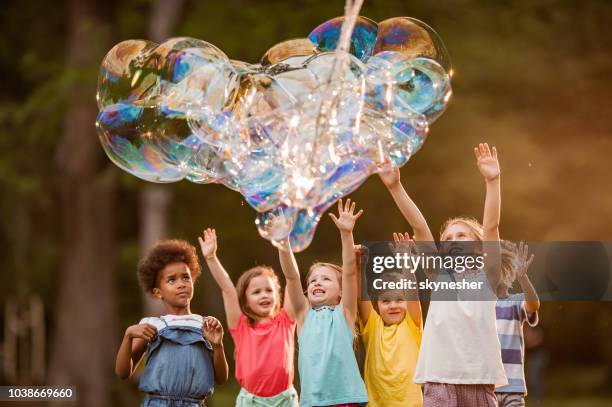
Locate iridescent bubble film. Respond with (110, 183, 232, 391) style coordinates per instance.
(308, 16, 378, 62)
(96, 16, 453, 251)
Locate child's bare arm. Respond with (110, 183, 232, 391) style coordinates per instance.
(355, 245, 373, 325)
(277, 239, 309, 324)
(476, 143, 502, 290)
(379, 167, 435, 245)
(516, 242, 540, 313)
(407, 301, 423, 329)
(393, 233, 423, 327)
(115, 323, 156, 379)
(203, 317, 229, 385)
(329, 199, 363, 328)
(199, 228, 241, 329)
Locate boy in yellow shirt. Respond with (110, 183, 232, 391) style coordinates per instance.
(357, 234, 423, 407)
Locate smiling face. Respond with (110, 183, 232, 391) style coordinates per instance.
(377, 292, 408, 326)
(153, 262, 193, 310)
(306, 265, 342, 307)
(245, 275, 278, 320)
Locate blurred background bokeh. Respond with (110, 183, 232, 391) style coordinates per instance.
(1, 0, 611, 406)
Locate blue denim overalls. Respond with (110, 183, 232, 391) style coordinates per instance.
(139, 317, 215, 406)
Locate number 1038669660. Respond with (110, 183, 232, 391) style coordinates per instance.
(2, 386, 76, 401)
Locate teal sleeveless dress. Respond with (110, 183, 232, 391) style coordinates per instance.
(297, 305, 367, 407)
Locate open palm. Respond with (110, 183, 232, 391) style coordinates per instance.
(198, 228, 217, 259)
(393, 232, 415, 254)
(474, 143, 500, 181)
(517, 241, 535, 278)
(329, 198, 363, 232)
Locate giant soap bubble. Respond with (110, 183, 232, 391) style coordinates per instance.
(96, 17, 452, 251)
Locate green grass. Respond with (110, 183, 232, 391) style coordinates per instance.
(206, 379, 241, 407)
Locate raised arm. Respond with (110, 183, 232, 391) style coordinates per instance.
(277, 239, 309, 324)
(475, 143, 502, 290)
(516, 241, 540, 314)
(198, 228, 241, 329)
(329, 198, 363, 328)
(393, 232, 423, 328)
(379, 167, 435, 244)
(354, 245, 373, 325)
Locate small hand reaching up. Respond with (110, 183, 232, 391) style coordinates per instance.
(198, 228, 217, 260)
(516, 241, 535, 279)
(329, 198, 364, 233)
(474, 143, 500, 181)
(378, 165, 401, 188)
(392, 232, 415, 254)
(515, 241, 539, 313)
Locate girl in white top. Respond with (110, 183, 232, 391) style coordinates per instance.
(378, 143, 506, 407)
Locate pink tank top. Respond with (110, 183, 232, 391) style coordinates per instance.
(229, 308, 296, 397)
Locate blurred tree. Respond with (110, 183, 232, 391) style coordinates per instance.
(47, 1, 115, 406)
(139, 0, 186, 318)
(0, 0, 611, 404)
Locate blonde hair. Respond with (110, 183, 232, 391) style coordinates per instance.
(305, 262, 343, 288)
(236, 266, 281, 324)
(441, 217, 516, 288)
(440, 216, 483, 240)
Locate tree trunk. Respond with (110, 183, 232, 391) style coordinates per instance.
(141, 0, 185, 317)
(48, 1, 114, 406)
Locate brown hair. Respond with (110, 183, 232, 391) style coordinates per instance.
(137, 239, 201, 295)
(371, 272, 411, 314)
(236, 266, 282, 324)
(440, 217, 516, 288)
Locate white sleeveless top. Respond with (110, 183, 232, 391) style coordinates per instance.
(413, 270, 507, 386)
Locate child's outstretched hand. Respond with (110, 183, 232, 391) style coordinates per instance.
(392, 232, 415, 254)
(378, 165, 400, 188)
(198, 228, 217, 260)
(203, 316, 224, 348)
(516, 241, 535, 278)
(474, 143, 500, 181)
(329, 198, 364, 233)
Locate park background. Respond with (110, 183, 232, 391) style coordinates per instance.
(1, 0, 611, 406)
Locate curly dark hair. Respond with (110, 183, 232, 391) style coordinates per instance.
(137, 239, 201, 295)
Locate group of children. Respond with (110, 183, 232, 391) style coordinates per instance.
(115, 143, 541, 407)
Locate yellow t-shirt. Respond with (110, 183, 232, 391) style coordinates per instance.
(360, 310, 423, 407)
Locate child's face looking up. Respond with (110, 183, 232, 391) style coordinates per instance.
(440, 222, 480, 255)
(245, 275, 277, 320)
(153, 262, 194, 309)
(307, 266, 341, 307)
(377, 293, 408, 326)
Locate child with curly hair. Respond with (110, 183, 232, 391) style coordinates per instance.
(115, 239, 228, 407)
